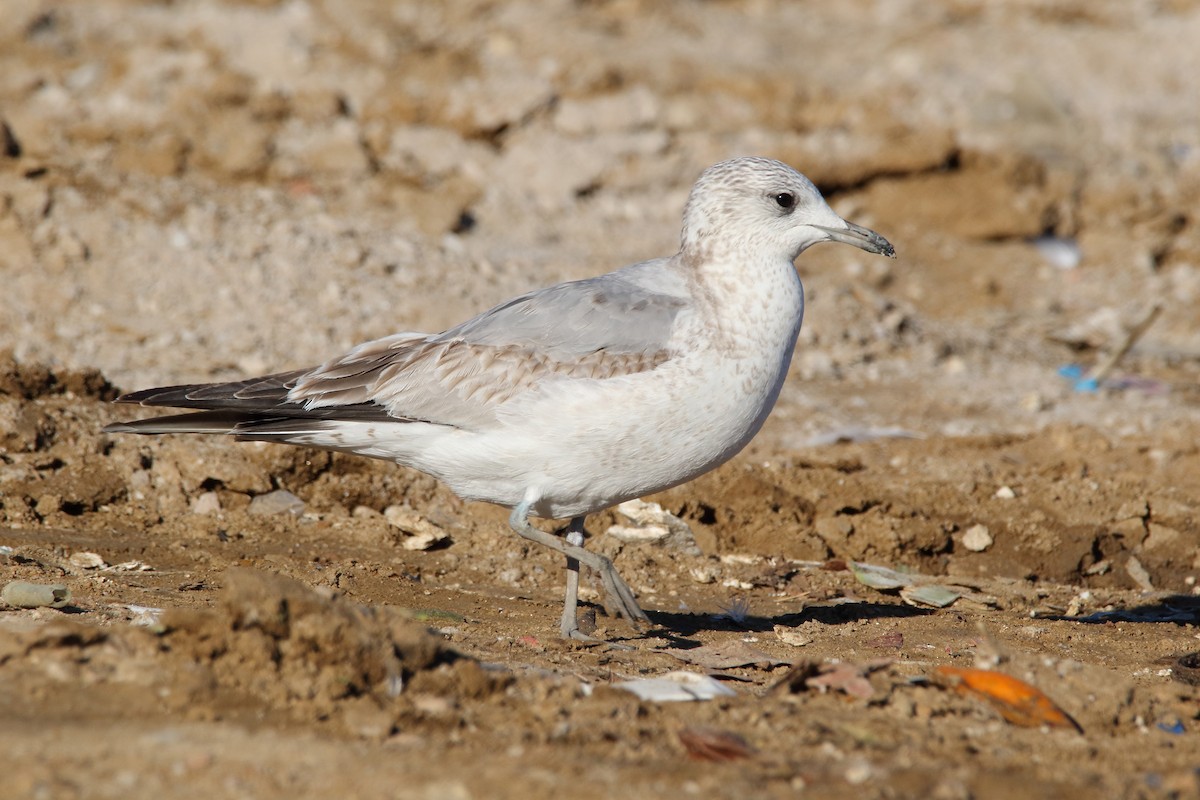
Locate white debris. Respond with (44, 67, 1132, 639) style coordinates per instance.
(774, 625, 813, 647)
(248, 489, 305, 516)
(69, 551, 107, 570)
(962, 524, 994, 552)
(191, 491, 222, 515)
(384, 506, 450, 551)
(612, 671, 737, 702)
(605, 499, 699, 554)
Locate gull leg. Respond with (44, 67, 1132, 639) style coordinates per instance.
(508, 502, 649, 637)
(561, 517, 586, 639)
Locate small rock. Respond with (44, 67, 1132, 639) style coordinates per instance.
(68, 551, 107, 570)
(36, 493, 62, 513)
(384, 506, 449, 550)
(995, 486, 1016, 499)
(962, 524, 994, 552)
(774, 625, 813, 647)
(1125, 556, 1155, 592)
(1033, 235, 1082, 270)
(248, 490, 305, 517)
(191, 491, 222, 515)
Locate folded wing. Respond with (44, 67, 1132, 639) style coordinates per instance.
(106, 264, 690, 437)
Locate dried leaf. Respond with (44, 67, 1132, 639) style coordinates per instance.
(678, 727, 756, 762)
(849, 562, 913, 590)
(900, 584, 962, 608)
(806, 662, 882, 700)
(934, 666, 1082, 732)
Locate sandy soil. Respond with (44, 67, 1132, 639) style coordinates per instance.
(2, 1, 1200, 797)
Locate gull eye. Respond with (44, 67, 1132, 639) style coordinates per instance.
(774, 192, 795, 210)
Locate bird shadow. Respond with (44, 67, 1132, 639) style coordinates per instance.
(621, 601, 932, 647)
(1038, 594, 1200, 626)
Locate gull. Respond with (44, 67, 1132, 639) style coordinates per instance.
(103, 157, 895, 640)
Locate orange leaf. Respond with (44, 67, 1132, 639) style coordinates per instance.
(934, 666, 1082, 732)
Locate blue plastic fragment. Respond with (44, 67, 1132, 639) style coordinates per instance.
(1156, 720, 1186, 735)
(1058, 364, 1083, 379)
(1058, 364, 1099, 393)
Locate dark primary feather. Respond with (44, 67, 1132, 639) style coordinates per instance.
(112, 370, 303, 410)
(103, 369, 398, 437)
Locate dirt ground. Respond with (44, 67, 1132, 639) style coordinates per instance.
(2, 1, 1200, 798)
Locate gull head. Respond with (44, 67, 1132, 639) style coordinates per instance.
(680, 157, 895, 262)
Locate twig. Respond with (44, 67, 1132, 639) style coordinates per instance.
(1086, 303, 1162, 385)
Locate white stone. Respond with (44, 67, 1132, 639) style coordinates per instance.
(962, 524, 993, 552)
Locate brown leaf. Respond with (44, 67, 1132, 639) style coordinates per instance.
(678, 726, 756, 762)
(806, 662, 878, 700)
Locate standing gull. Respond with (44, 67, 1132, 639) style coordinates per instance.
(103, 157, 895, 640)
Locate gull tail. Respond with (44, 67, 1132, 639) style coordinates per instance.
(103, 370, 399, 443)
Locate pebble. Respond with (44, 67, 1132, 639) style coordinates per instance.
(191, 491, 222, 515)
(247, 489, 305, 517)
(68, 551, 107, 570)
(384, 506, 449, 550)
(962, 524, 994, 552)
(774, 625, 813, 647)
